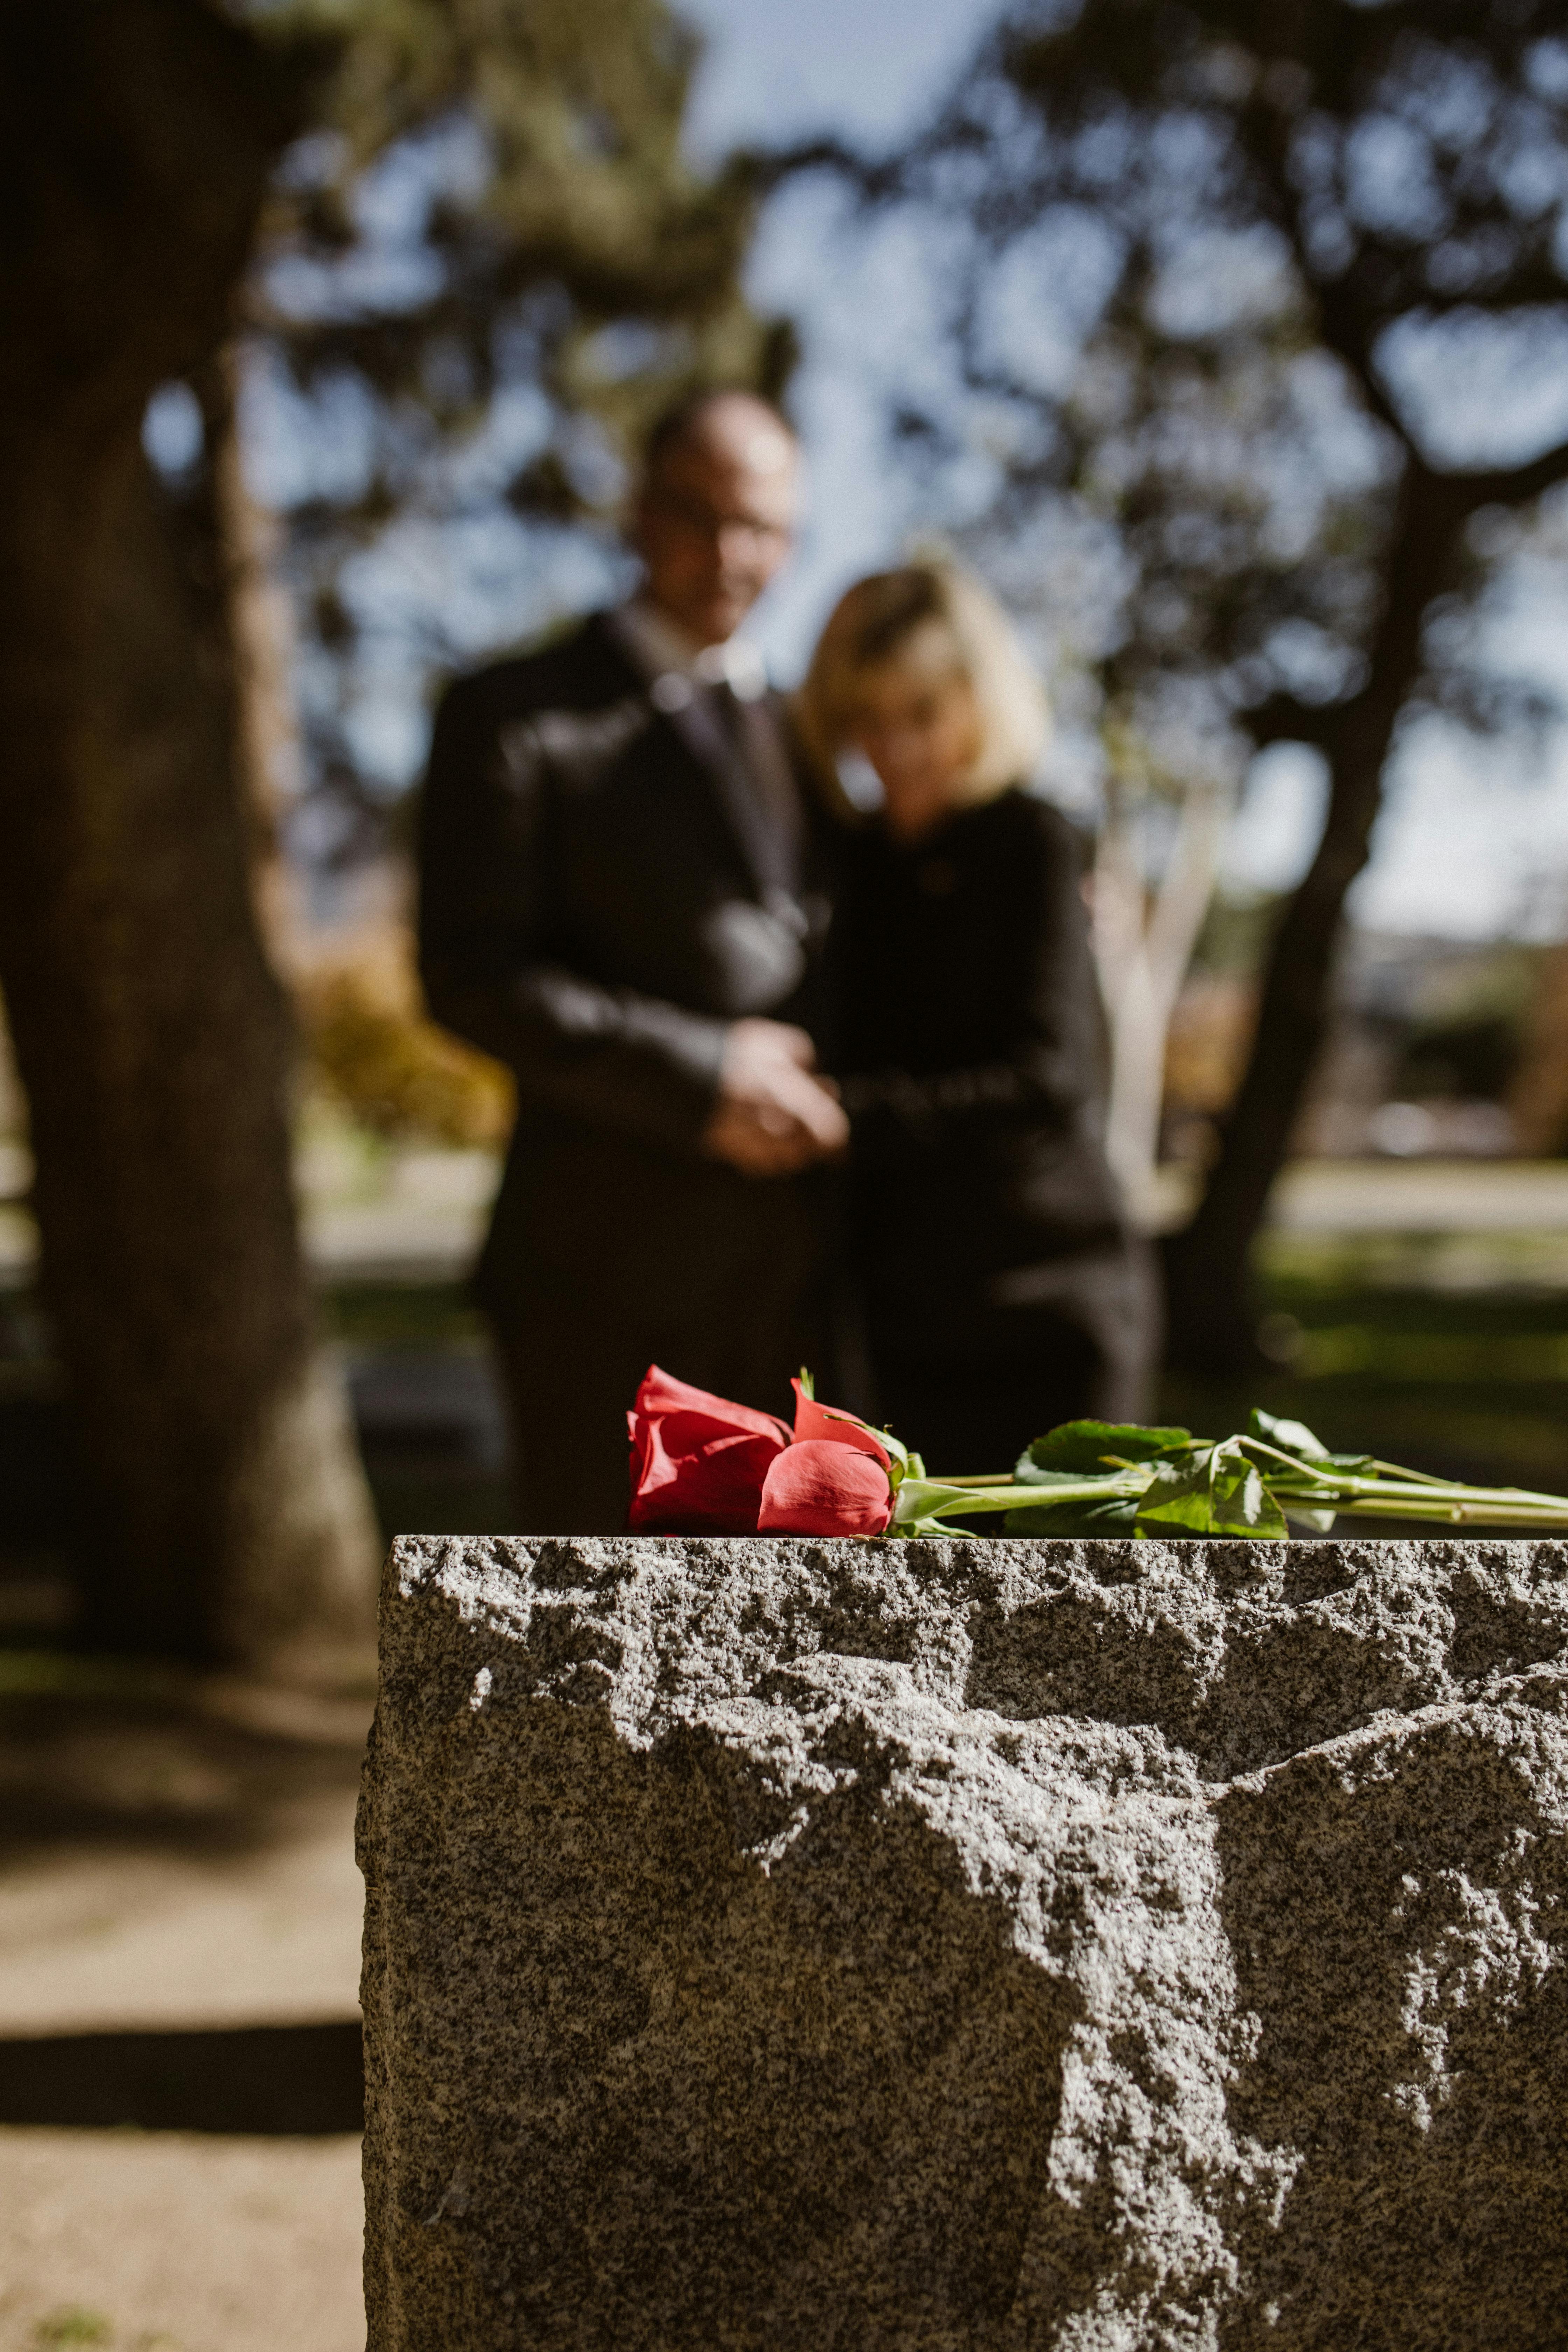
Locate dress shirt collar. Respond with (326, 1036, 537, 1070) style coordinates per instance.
(615, 596, 770, 703)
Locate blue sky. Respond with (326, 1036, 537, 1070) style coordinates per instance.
(679, 0, 995, 158)
(678, 0, 1007, 681)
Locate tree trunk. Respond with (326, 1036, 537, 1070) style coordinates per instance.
(216, 355, 311, 983)
(1093, 777, 1231, 1225)
(0, 0, 380, 1674)
(1164, 462, 1472, 1369)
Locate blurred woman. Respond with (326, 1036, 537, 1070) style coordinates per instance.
(798, 562, 1157, 1475)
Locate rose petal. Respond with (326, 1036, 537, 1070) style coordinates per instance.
(627, 1365, 791, 1533)
(757, 1439, 893, 1537)
(790, 1378, 892, 1467)
(637, 1366, 792, 1445)
(629, 1424, 786, 1535)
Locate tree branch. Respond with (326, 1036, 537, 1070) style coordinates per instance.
(748, 134, 884, 197)
(1237, 692, 1342, 751)
(1443, 435, 1568, 514)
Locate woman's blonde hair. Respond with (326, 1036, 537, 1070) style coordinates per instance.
(795, 561, 1051, 806)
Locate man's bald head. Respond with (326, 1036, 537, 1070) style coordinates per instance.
(644, 388, 796, 482)
(633, 389, 800, 648)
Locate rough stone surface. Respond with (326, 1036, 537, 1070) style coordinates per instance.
(359, 1534, 1568, 2349)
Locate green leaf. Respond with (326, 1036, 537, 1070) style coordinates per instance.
(1011, 1466, 1119, 1488)
(1247, 1406, 1330, 1464)
(1285, 1505, 1337, 1534)
(1017, 1421, 1192, 1480)
(999, 1452, 1157, 1536)
(1136, 1439, 1289, 1541)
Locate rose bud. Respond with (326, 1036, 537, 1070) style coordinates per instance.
(626, 1365, 790, 1535)
(757, 1439, 894, 1538)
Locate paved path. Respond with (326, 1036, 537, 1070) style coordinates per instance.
(8, 1147, 1568, 1288)
(0, 2129, 364, 2352)
(0, 1682, 369, 2352)
(1269, 1158, 1568, 1233)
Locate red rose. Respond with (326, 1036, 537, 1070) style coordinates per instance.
(625, 1366, 899, 1539)
(757, 1439, 894, 1537)
(626, 1365, 790, 1534)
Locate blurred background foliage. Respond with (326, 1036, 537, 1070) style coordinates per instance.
(0, 0, 775, 1662)
(12, 21, 1568, 2336)
(237, 0, 1568, 1256)
(295, 939, 513, 1147)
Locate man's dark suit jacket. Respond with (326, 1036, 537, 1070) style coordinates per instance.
(418, 610, 837, 1533)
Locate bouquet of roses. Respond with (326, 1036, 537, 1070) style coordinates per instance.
(627, 1366, 1568, 1539)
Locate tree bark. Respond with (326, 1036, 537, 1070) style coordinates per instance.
(1163, 460, 1475, 1369)
(1093, 777, 1231, 1225)
(0, 0, 379, 1673)
(216, 357, 310, 983)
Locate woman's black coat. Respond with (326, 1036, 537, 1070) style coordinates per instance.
(831, 788, 1157, 1470)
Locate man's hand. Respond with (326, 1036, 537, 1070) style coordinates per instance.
(702, 1018, 849, 1177)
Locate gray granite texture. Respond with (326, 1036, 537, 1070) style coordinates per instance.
(359, 1534, 1568, 2350)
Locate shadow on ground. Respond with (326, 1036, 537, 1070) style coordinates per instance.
(0, 1652, 370, 2147)
(0, 2018, 363, 2132)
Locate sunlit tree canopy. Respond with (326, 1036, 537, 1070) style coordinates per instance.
(835, 0, 1568, 783)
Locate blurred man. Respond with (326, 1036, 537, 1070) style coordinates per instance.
(419, 391, 846, 1532)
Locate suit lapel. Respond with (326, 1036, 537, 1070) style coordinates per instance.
(599, 609, 800, 904)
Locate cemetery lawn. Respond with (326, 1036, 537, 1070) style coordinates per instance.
(1164, 1232, 1568, 1499)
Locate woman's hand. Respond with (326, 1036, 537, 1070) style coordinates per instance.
(703, 1018, 849, 1176)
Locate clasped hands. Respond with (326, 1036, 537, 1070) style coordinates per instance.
(702, 1017, 849, 1177)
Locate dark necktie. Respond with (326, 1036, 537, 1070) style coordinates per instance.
(712, 681, 804, 902)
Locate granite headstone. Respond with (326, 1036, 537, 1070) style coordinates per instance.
(359, 1533, 1568, 2348)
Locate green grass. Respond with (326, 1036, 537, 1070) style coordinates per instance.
(1162, 1242, 1568, 1491)
(319, 1244, 1568, 1496)
(7, 1249, 1568, 1631)
(32, 2311, 112, 2348)
(0, 1651, 194, 1703)
(317, 1277, 484, 1353)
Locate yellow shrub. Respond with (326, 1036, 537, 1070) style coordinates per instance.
(295, 941, 514, 1149)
